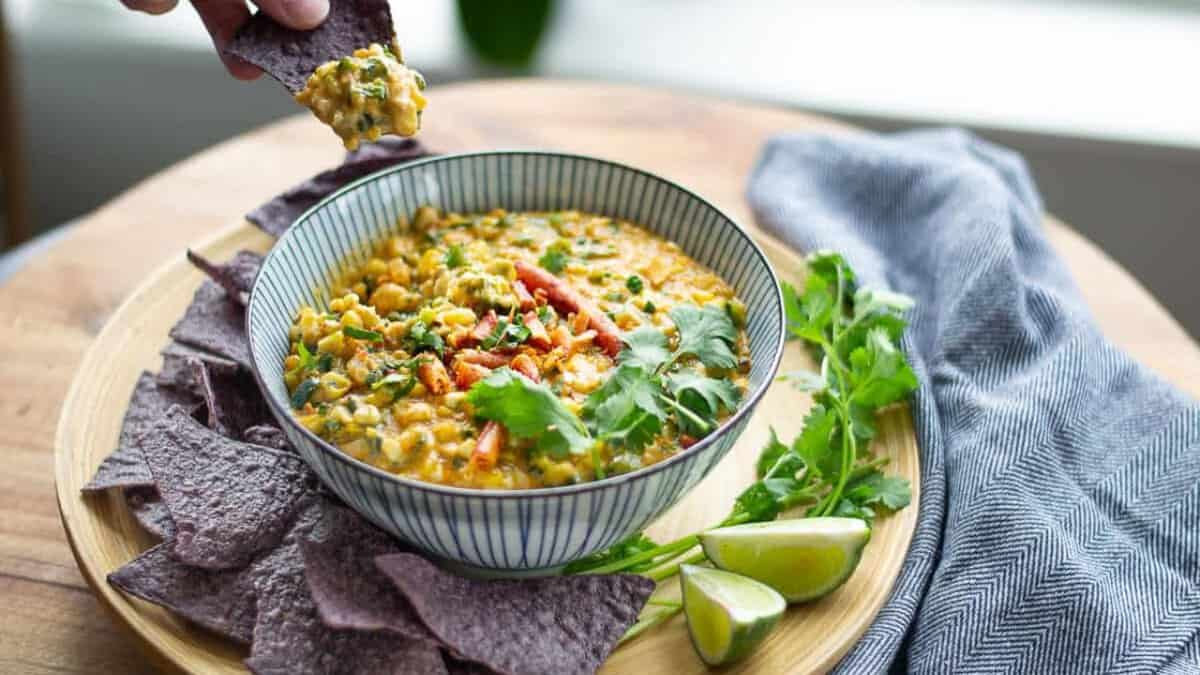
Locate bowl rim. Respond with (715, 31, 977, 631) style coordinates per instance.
(247, 149, 786, 500)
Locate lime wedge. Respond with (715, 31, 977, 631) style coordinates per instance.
(680, 564, 786, 666)
(699, 517, 870, 602)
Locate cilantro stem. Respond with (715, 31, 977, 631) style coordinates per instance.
(581, 535, 699, 575)
(619, 605, 683, 645)
(647, 599, 683, 608)
(657, 394, 713, 435)
(645, 550, 707, 583)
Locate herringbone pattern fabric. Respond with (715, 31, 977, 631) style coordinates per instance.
(746, 129, 1200, 674)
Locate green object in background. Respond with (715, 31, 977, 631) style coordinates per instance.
(456, 0, 556, 68)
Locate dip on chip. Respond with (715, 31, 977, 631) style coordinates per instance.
(295, 42, 427, 150)
(226, 0, 425, 150)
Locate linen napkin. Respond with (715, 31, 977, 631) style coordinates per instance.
(746, 129, 1200, 674)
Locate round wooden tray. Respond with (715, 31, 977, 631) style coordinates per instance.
(55, 220, 920, 674)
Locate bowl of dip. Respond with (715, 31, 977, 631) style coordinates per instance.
(247, 151, 785, 573)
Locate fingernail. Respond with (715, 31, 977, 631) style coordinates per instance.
(282, 0, 329, 29)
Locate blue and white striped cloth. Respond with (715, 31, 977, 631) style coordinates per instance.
(747, 129, 1200, 674)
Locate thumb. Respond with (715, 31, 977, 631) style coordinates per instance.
(251, 0, 330, 30)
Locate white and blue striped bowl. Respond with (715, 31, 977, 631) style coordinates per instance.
(247, 151, 785, 574)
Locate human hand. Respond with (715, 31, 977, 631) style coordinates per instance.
(120, 1, 330, 79)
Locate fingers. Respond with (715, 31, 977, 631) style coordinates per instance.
(121, 0, 180, 14)
(191, 0, 262, 80)
(251, 0, 329, 30)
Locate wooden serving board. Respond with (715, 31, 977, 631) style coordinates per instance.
(55, 217, 920, 674)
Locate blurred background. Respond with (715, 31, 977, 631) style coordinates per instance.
(1, 0, 1198, 334)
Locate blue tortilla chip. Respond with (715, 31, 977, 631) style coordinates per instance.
(376, 553, 655, 675)
(108, 543, 257, 644)
(157, 341, 240, 396)
(189, 357, 275, 440)
(187, 250, 262, 307)
(140, 407, 316, 569)
(246, 501, 449, 675)
(300, 506, 434, 643)
(82, 372, 201, 493)
(169, 280, 251, 369)
(125, 486, 176, 540)
(243, 425, 292, 451)
(225, 0, 396, 94)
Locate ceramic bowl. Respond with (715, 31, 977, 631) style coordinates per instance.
(247, 151, 785, 574)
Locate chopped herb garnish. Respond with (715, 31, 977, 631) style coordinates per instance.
(445, 244, 466, 269)
(406, 321, 445, 357)
(371, 372, 417, 397)
(354, 81, 389, 101)
(290, 378, 319, 409)
(538, 248, 568, 275)
(316, 353, 334, 372)
(480, 314, 531, 350)
(343, 325, 382, 342)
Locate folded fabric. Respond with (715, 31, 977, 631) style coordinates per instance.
(747, 129, 1200, 674)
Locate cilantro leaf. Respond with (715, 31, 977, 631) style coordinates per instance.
(618, 327, 672, 372)
(343, 325, 382, 342)
(666, 372, 741, 423)
(406, 320, 445, 357)
(538, 248, 568, 274)
(755, 428, 790, 479)
(854, 287, 914, 319)
(845, 470, 912, 512)
(786, 273, 836, 343)
(733, 451, 807, 521)
(847, 327, 918, 409)
(582, 364, 667, 451)
(669, 304, 738, 369)
(467, 368, 592, 458)
(792, 403, 840, 480)
(806, 250, 856, 289)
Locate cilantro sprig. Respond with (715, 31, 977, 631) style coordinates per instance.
(463, 303, 742, 479)
(466, 368, 592, 458)
(585, 303, 742, 452)
(480, 314, 531, 350)
(567, 252, 917, 593)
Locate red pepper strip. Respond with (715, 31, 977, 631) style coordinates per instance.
(513, 261, 622, 357)
(471, 421, 506, 471)
(416, 359, 451, 395)
(464, 310, 499, 347)
(513, 280, 536, 311)
(453, 360, 492, 389)
(523, 311, 552, 351)
(510, 353, 541, 382)
(457, 349, 511, 369)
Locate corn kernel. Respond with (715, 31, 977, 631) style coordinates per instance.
(353, 404, 382, 426)
(432, 422, 460, 443)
